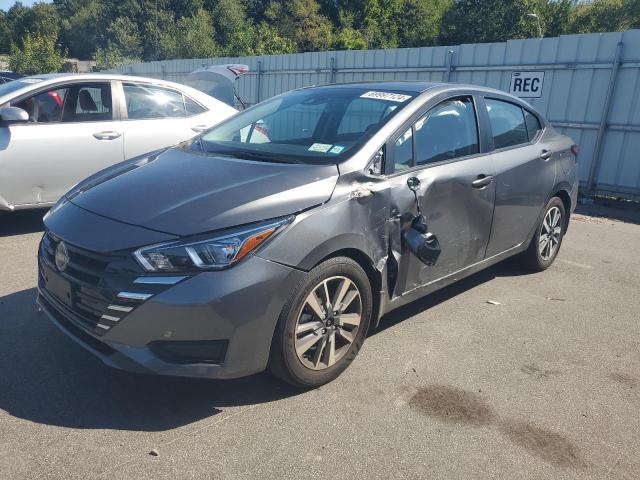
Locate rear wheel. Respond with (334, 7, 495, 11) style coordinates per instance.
(269, 257, 372, 388)
(521, 197, 566, 271)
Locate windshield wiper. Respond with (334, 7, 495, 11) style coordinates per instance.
(205, 148, 299, 164)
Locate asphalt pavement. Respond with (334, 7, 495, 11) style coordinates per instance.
(0, 208, 638, 479)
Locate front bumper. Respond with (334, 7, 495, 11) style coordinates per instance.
(38, 250, 305, 379)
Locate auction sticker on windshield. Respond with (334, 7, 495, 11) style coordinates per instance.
(360, 91, 412, 102)
(308, 143, 333, 153)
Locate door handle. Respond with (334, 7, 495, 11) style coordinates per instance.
(540, 149, 552, 161)
(191, 125, 209, 133)
(93, 131, 121, 140)
(471, 174, 493, 189)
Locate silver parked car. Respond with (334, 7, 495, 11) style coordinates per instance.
(0, 73, 236, 211)
(38, 82, 578, 387)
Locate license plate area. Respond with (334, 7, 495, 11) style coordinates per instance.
(42, 263, 74, 309)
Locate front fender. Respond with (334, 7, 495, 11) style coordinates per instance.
(257, 198, 387, 272)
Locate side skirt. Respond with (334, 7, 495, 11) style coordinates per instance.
(380, 242, 527, 317)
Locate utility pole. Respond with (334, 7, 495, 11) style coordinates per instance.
(527, 13, 543, 38)
(155, 0, 158, 58)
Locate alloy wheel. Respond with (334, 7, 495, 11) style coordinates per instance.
(294, 276, 362, 370)
(539, 206, 562, 261)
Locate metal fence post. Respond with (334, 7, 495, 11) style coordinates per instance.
(161, 64, 166, 80)
(445, 49, 455, 82)
(587, 41, 623, 194)
(330, 57, 337, 83)
(255, 60, 262, 104)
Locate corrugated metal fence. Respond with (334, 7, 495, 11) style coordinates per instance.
(109, 30, 640, 199)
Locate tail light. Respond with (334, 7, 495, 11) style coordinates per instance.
(571, 144, 579, 162)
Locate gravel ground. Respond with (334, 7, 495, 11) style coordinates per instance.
(0, 208, 638, 480)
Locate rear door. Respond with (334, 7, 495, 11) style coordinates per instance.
(387, 95, 496, 295)
(482, 97, 555, 257)
(115, 82, 215, 159)
(1, 81, 124, 206)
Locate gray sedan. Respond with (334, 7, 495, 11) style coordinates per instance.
(0, 73, 236, 212)
(38, 81, 577, 387)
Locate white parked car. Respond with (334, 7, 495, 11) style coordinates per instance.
(0, 73, 237, 211)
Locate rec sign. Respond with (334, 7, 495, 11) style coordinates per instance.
(509, 71, 545, 98)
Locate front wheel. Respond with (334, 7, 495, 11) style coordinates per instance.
(521, 197, 566, 271)
(269, 257, 373, 388)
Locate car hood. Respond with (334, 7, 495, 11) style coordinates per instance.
(68, 147, 339, 237)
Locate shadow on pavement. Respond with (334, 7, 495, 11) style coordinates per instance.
(0, 209, 48, 237)
(375, 259, 529, 334)
(0, 288, 303, 432)
(0, 259, 531, 432)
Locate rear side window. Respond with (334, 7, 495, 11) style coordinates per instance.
(485, 99, 528, 149)
(185, 95, 206, 116)
(524, 109, 542, 141)
(123, 83, 185, 119)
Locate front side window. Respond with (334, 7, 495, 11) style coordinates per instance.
(13, 82, 111, 123)
(414, 97, 478, 166)
(486, 98, 529, 149)
(390, 97, 479, 172)
(123, 83, 186, 119)
(198, 87, 416, 164)
(394, 127, 413, 171)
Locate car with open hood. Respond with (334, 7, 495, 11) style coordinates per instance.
(38, 81, 578, 387)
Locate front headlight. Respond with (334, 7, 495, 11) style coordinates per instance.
(133, 217, 293, 273)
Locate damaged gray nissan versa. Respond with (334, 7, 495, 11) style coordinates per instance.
(38, 81, 578, 387)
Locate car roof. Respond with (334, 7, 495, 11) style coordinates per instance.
(0, 72, 233, 111)
(20, 72, 185, 86)
(309, 81, 443, 93)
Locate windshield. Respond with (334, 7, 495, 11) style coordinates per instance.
(0, 79, 42, 100)
(197, 87, 416, 164)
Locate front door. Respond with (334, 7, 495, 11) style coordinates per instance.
(387, 96, 496, 296)
(0, 81, 123, 207)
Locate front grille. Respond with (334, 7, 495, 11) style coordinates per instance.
(38, 232, 171, 336)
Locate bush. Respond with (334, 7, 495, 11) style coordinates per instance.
(9, 33, 66, 75)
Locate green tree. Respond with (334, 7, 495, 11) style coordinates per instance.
(107, 17, 144, 58)
(439, 0, 541, 44)
(568, 0, 639, 33)
(265, 0, 335, 52)
(212, 0, 254, 55)
(158, 8, 219, 59)
(396, 0, 450, 47)
(0, 11, 11, 54)
(92, 44, 140, 71)
(58, 0, 102, 59)
(249, 22, 297, 55)
(9, 32, 66, 74)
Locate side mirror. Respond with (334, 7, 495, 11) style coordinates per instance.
(0, 106, 29, 124)
(403, 227, 441, 266)
(407, 177, 420, 191)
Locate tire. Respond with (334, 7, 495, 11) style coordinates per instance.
(269, 256, 373, 388)
(521, 196, 566, 271)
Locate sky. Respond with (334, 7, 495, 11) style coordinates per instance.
(1, 0, 51, 10)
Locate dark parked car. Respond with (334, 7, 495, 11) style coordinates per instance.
(38, 82, 578, 387)
(0, 71, 22, 83)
